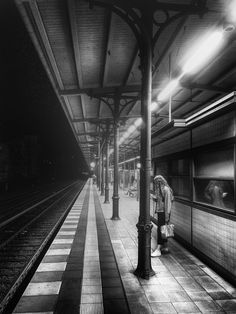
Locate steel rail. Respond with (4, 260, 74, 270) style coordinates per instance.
(0, 180, 86, 314)
(0, 181, 78, 230)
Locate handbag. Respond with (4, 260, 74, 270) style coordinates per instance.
(161, 224, 174, 239)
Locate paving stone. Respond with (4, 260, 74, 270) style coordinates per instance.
(23, 282, 61, 296)
(216, 299, 236, 311)
(194, 300, 223, 312)
(31, 271, 64, 282)
(150, 302, 177, 313)
(80, 303, 103, 313)
(13, 295, 57, 312)
(103, 299, 130, 314)
(173, 301, 201, 313)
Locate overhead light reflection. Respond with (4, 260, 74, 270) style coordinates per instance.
(150, 101, 158, 112)
(157, 79, 180, 102)
(182, 30, 224, 75)
(134, 118, 142, 127)
(228, 0, 236, 24)
(127, 125, 136, 134)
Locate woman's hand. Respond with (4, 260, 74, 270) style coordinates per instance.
(165, 213, 171, 224)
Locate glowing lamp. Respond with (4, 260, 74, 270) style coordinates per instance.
(90, 161, 95, 168)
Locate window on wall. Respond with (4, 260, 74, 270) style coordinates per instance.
(169, 158, 191, 200)
(193, 147, 235, 211)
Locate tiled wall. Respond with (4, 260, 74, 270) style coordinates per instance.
(171, 201, 191, 244)
(172, 203, 236, 277)
(192, 208, 236, 277)
(152, 110, 236, 279)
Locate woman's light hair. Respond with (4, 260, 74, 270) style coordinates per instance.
(154, 175, 168, 185)
(153, 175, 174, 199)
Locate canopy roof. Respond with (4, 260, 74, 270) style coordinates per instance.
(15, 0, 236, 164)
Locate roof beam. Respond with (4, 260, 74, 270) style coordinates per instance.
(77, 132, 100, 137)
(67, 0, 88, 137)
(151, 1, 208, 14)
(181, 82, 229, 93)
(15, 1, 89, 167)
(67, 0, 83, 87)
(60, 85, 141, 96)
(96, 0, 208, 15)
(153, 15, 188, 80)
(125, 16, 188, 116)
(98, 10, 113, 117)
(102, 10, 113, 87)
(80, 141, 98, 145)
(61, 81, 226, 102)
(72, 114, 141, 123)
(29, 1, 64, 89)
(122, 44, 139, 86)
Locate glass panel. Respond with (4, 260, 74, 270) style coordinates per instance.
(169, 158, 190, 200)
(194, 149, 234, 178)
(155, 159, 168, 178)
(194, 178, 234, 211)
(170, 159, 190, 175)
(170, 176, 190, 200)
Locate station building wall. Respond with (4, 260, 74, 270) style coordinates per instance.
(152, 109, 236, 283)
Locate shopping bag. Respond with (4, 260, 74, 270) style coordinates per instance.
(151, 222, 158, 251)
(160, 224, 174, 239)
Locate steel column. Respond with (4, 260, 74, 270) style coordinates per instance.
(100, 149, 105, 196)
(111, 120, 120, 220)
(104, 128, 110, 203)
(134, 8, 155, 279)
(97, 141, 101, 190)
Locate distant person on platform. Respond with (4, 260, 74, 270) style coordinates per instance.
(151, 175, 174, 257)
(92, 174, 96, 185)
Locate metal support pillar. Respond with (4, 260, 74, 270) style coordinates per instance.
(101, 149, 105, 196)
(104, 127, 110, 203)
(97, 141, 101, 190)
(134, 8, 155, 279)
(111, 117, 120, 220)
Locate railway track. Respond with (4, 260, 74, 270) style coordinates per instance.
(0, 181, 73, 222)
(0, 180, 85, 314)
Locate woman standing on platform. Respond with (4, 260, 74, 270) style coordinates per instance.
(151, 175, 174, 257)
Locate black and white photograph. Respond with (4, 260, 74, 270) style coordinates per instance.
(0, 0, 236, 313)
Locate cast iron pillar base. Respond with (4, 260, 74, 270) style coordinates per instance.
(111, 195, 120, 220)
(104, 186, 110, 204)
(134, 222, 155, 279)
(100, 184, 104, 196)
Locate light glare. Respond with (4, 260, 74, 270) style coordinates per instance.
(182, 30, 224, 74)
(134, 118, 143, 127)
(151, 101, 158, 112)
(157, 79, 179, 102)
(228, 0, 236, 23)
(127, 125, 136, 135)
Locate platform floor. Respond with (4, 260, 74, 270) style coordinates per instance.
(13, 180, 236, 314)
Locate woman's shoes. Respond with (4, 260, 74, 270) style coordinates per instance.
(151, 249, 161, 257)
(161, 247, 169, 254)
